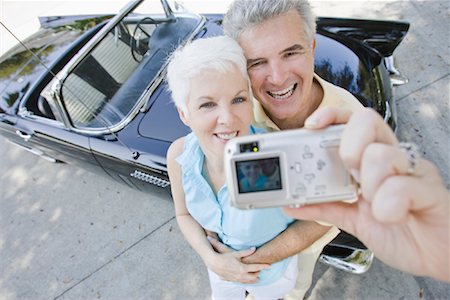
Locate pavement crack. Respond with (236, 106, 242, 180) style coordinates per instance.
(396, 73, 450, 103)
(53, 216, 176, 300)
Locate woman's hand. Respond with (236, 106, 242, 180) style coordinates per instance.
(205, 236, 270, 284)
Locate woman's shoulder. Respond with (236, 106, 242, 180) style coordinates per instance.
(250, 125, 268, 134)
(167, 136, 186, 162)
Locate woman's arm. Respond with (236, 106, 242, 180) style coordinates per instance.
(167, 138, 269, 283)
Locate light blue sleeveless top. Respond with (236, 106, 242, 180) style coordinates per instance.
(176, 127, 294, 286)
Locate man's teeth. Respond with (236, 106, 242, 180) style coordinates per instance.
(216, 132, 238, 140)
(268, 83, 296, 99)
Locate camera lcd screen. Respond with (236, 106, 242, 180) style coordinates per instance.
(236, 157, 282, 194)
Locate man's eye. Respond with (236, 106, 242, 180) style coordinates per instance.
(248, 60, 264, 69)
(285, 51, 301, 57)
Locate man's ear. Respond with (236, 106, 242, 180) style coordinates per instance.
(177, 106, 190, 127)
(312, 38, 317, 54)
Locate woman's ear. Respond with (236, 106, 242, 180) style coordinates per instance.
(177, 106, 190, 127)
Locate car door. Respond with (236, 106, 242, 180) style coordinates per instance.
(0, 77, 105, 174)
(89, 131, 172, 194)
(13, 116, 103, 174)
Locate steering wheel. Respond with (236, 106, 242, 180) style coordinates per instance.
(131, 17, 156, 62)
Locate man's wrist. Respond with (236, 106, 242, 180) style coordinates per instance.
(240, 248, 272, 264)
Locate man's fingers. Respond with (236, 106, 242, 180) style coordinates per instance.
(304, 107, 353, 129)
(372, 166, 448, 223)
(340, 109, 398, 171)
(282, 201, 359, 236)
(359, 143, 433, 202)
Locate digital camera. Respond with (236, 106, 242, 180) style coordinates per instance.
(224, 125, 358, 209)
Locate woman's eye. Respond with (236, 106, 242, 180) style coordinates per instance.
(199, 102, 215, 109)
(233, 97, 247, 104)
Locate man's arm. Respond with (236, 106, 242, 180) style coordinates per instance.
(240, 220, 331, 264)
(285, 107, 450, 283)
(209, 220, 333, 265)
(205, 218, 330, 265)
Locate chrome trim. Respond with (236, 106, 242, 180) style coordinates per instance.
(139, 14, 206, 113)
(18, 107, 67, 128)
(130, 170, 170, 187)
(385, 56, 408, 86)
(384, 100, 392, 123)
(319, 248, 374, 274)
(58, 0, 144, 81)
(6, 139, 58, 163)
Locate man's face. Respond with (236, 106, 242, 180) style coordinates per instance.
(238, 10, 316, 124)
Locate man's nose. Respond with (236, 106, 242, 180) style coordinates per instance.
(267, 60, 288, 85)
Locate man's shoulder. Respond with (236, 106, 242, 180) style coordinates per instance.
(315, 74, 363, 111)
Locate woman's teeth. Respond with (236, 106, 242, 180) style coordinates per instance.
(268, 83, 296, 99)
(216, 132, 238, 140)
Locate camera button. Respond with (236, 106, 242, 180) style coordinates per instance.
(320, 139, 340, 148)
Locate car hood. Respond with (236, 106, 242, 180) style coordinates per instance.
(0, 16, 108, 114)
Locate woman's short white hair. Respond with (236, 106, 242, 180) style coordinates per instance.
(166, 35, 251, 114)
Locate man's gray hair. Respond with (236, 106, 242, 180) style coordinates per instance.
(223, 0, 316, 42)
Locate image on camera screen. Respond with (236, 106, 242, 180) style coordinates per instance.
(236, 157, 282, 194)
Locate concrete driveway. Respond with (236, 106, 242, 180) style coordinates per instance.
(1, 1, 449, 299)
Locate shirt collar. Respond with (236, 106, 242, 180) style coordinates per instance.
(252, 73, 326, 131)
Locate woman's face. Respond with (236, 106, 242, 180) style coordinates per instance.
(179, 66, 253, 160)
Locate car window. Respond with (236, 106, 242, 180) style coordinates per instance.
(61, 18, 157, 129)
(57, 0, 202, 131)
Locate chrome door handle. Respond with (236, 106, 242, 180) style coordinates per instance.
(15, 130, 32, 141)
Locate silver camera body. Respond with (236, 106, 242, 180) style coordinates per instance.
(224, 125, 357, 209)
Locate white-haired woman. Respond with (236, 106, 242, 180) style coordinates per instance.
(166, 35, 297, 299)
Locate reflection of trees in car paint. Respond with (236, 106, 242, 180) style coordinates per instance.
(0, 46, 54, 78)
(0, 18, 108, 79)
(315, 58, 373, 108)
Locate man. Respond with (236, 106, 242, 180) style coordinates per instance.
(208, 0, 364, 298)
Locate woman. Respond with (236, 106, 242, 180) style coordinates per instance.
(166, 36, 297, 299)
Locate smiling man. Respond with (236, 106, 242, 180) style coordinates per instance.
(225, 0, 362, 131)
(214, 0, 364, 298)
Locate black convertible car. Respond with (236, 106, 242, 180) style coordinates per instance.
(0, 0, 409, 274)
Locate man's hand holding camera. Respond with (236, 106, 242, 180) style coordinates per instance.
(284, 107, 450, 283)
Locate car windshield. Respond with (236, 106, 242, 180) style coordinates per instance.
(58, 0, 199, 130)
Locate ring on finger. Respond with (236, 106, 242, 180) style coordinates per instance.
(398, 142, 420, 175)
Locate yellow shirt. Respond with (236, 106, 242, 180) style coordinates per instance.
(252, 73, 363, 252)
(253, 73, 363, 131)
